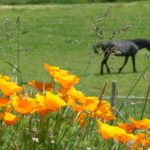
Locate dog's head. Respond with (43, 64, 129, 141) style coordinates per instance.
(92, 43, 104, 54)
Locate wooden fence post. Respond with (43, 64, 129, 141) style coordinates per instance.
(110, 81, 117, 125)
(111, 81, 117, 108)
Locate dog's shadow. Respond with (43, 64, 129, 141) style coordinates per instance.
(79, 71, 139, 77)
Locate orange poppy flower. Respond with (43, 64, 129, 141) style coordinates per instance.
(93, 100, 115, 122)
(59, 87, 86, 112)
(97, 120, 135, 143)
(54, 73, 79, 89)
(68, 97, 84, 112)
(1, 112, 19, 125)
(143, 137, 150, 148)
(82, 96, 99, 112)
(66, 87, 85, 100)
(135, 133, 145, 145)
(44, 63, 68, 77)
(66, 90, 114, 120)
(12, 95, 37, 115)
(35, 93, 48, 116)
(0, 78, 23, 96)
(118, 122, 135, 133)
(0, 98, 10, 107)
(130, 117, 150, 130)
(67, 95, 98, 112)
(44, 63, 80, 89)
(28, 80, 54, 91)
(44, 91, 67, 112)
(59, 87, 85, 105)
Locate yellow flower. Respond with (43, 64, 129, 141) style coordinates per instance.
(0, 78, 23, 96)
(66, 87, 85, 100)
(68, 97, 84, 112)
(130, 117, 150, 130)
(93, 101, 115, 122)
(1, 112, 19, 125)
(35, 92, 67, 114)
(68, 96, 98, 112)
(44, 63, 79, 89)
(44, 63, 68, 77)
(35, 93, 48, 116)
(55, 73, 79, 89)
(59, 86, 85, 103)
(97, 120, 135, 143)
(12, 95, 37, 115)
(82, 96, 99, 111)
(44, 91, 67, 112)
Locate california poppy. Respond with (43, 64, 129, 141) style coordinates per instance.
(1, 112, 19, 125)
(118, 122, 135, 133)
(97, 120, 135, 143)
(0, 78, 23, 96)
(130, 117, 150, 130)
(0, 98, 10, 107)
(28, 80, 54, 91)
(35, 93, 48, 116)
(44, 91, 67, 112)
(12, 95, 37, 115)
(44, 63, 79, 89)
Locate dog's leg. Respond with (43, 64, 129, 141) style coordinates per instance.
(118, 56, 129, 73)
(131, 55, 137, 72)
(101, 53, 110, 74)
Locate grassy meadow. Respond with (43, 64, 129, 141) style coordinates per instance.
(0, 2, 149, 96)
(0, 2, 149, 149)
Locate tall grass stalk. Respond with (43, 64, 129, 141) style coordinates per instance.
(126, 64, 150, 99)
(140, 82, 150, 119)
(16, 16, 21, 84)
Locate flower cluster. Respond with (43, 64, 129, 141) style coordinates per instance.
(0, 63, 149, 149)
(0, 63, 114, 126)
(97, 117, 150, 149)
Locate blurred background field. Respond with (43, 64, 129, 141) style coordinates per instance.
(0, 1, 149, 117)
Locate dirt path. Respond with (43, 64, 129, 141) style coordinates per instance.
(0, 2, 141, 10)
(0, 4, 62, 9)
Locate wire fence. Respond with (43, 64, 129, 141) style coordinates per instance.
(104, 95, 150, 100)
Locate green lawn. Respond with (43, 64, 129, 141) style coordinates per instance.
(0, 3, 150, 149)
(0, 2, 149, 102)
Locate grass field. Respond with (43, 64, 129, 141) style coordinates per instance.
(0, 2, 150, 149)
(0, 2, 149, 115)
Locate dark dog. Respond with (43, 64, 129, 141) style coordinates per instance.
(93, 39, 150, 74)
